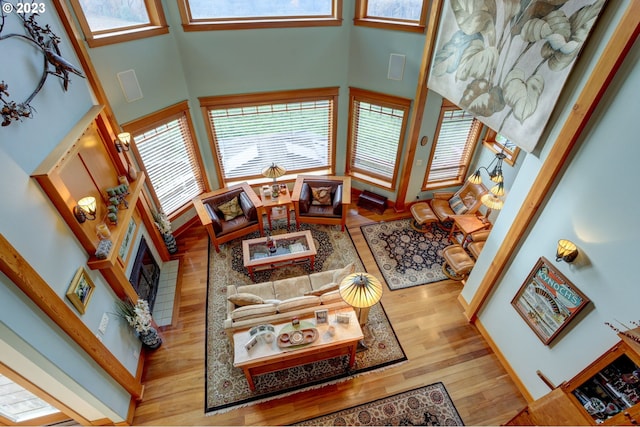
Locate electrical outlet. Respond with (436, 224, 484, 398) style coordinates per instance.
(98, 313, 109, 334)
(416, 159, 423, 166)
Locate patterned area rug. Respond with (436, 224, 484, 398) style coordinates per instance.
(296, 382, 464, 426)
(205, 222, 407, 414)
(361, 219, 452, 290)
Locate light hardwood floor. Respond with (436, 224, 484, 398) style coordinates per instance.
(132, 204, 527, 425)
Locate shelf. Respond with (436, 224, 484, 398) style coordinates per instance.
(87, 172, 145, 270)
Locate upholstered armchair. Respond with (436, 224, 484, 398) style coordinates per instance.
(291, 175, 351, 231)
(193, 182, 264, 252)
(429, 181, 488, 228)
(467, 229, 490, 259)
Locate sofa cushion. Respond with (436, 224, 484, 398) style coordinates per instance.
(227, 293, 263, 306)
(320, 289, 343, 305)
(273, 276, 313, 300)
(304, 282, 338, 296)
(277, 296, 321, 313)
(311, 186, 333, 205)
(231, 303, 278, 321)
(218, 196, 243, 220)
(234, 282, 277, 300)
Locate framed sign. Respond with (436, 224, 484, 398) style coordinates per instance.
(483, 129, 520, 166)
(511, 257, 590, 345)
(66, 267, 96, 315)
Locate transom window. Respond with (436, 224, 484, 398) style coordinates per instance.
(201, 88, 338, 187)
(68, 0, 168, 47)
(123, 101, 207, 216)
(354, 0, 427, 33)
(423, 99, 482, 190)
(346, 88, 411, 190)
(178, 0, 342, 31)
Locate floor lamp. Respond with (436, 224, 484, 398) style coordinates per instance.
(339, 272, 383, 350)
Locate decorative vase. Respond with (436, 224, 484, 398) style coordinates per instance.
(128, 162, 138, 181)
(163, 233, 178, 254)
(138, 327, 162, 350)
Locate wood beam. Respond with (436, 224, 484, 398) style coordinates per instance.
(0, 234, 143, 399)
(465, 2, 640, 321)
(395, 0, 443, 211)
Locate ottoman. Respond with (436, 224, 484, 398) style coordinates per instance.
(410, 202, 438, 232)
(441, 245, 475, 281)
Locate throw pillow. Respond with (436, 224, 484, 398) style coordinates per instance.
(228, 293, 263, 306)
(304, 282, 339, 296)
(332, 262, 355, 284)
(217, 196, 243, 221)
(448, 195, 468, 215)
(311, 186, 333, 205)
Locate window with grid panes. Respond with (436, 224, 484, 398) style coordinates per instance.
(423, 100, 482, 190)
(124, 102, 206, 216)
(346, 88, 411, 190)
(178, 0, 342, 30)
(201, 88, 338, 186)
(354, 0, 427, 33)
(68, 0, 168, 47)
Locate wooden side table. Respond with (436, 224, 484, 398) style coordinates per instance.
(449, 214, 490, 244)
(260, 185, 294, 230)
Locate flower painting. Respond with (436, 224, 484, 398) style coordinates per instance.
(428, 0, 607, 152)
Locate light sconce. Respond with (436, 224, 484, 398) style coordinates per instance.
(74, 196, 97, 223)
(556, 239, 578, 263)
(114, 132, 131, 153)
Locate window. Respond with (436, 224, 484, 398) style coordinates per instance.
(354, 0, 427, 32)
(177, 0, 342, 31)
(68, 0, 168, 47)
(346, 88, 411, 190)
(423, 99, 482, 190)
(123, 101, 207, 216)
(201, 88, 338, 186)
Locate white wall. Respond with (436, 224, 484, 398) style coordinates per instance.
(462, 1, 639, 399)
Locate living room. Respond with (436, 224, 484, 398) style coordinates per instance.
(0, 0, 639, 425)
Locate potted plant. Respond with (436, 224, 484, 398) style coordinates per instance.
(115, 298, 162, 349)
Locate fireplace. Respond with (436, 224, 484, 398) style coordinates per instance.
(129, 237, 160, 312)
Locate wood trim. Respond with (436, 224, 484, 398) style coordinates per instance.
(0, 363, 91, 426)
(394, 0, 443, 211)
(0, 234, 143, 399)
(465, 2, 640, 321)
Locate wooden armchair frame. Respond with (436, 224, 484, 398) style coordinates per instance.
(193, 182, 264, 252)
(291, 175, 351, 231)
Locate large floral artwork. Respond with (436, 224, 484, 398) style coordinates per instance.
(428, 0, 607, 152)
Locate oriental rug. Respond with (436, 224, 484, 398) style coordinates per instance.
(361, 219, 452, 290)
(295, 382, 464, 426)
(205, 222, 407, 414)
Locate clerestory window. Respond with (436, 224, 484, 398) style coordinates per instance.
(177, 0, 342, 31)
(354, 0, 427, 33)
(201, 88, 338, 187)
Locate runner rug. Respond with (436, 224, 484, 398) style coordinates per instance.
(205, 222, 407, 414)
(295, 382, 464, 426)
(361, 218, 452, 290)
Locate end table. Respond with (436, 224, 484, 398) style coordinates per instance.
(260, 184, 294, 230)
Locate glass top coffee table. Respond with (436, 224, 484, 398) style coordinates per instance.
(242, 230, 317, 281)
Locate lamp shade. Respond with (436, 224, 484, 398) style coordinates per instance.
(339, 273, 383, 309)
(467, 170, 483, 184)
(481, 193, 504, 210)
(262, 163, 286, 179)
(77, 196, 97, 215)
(490, 182, 505, 197)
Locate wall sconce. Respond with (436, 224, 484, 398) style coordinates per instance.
(556, 239, 578, 263)
(114, 132, 131, 152)
(74, 196, 97, 223)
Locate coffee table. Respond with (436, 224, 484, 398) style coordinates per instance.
(449, 214, 490, 244)
(233, 309, 363, 391)
(242, 230, 317, 281)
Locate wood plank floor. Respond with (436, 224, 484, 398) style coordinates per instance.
(132, 204, 527, 425)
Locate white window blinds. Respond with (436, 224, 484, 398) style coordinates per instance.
(134, 112, 204, 215)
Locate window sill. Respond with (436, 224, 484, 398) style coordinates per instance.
(181, 18, 342, 31)
(353, 18, 425, 33)
(86, 25, 170, 48)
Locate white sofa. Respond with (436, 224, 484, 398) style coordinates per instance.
(224, 263, 355, 339)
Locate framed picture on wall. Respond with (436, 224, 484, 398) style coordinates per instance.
(483, 129, 520, 166)
(511, 257, 590, 345)
(66, 267, 96, 315)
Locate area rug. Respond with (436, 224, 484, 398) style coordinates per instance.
(361, 219, 452, 290)
(295, 382, 464, 426)
(205, 222, 407, 414)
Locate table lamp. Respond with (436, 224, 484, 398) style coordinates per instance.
(262, 163, 286, 197)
